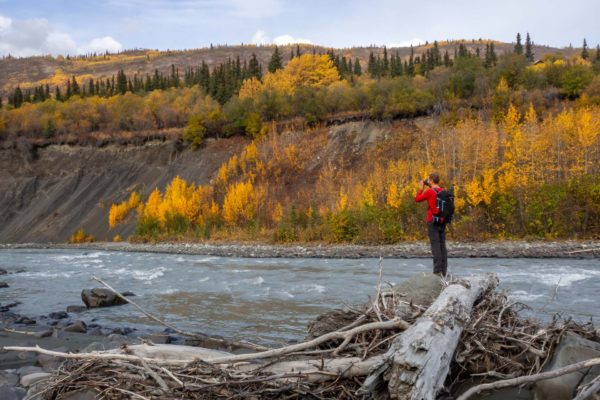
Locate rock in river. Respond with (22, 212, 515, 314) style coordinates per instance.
(81, 288, 133, 308)
(63, 321, 87, 333)
(535, 332, 600, 400)
(48, 311, 68, 319)
(0, 282, 9, 288)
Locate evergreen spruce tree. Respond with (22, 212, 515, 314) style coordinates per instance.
(443, 50, 451, 67)
(296, 44, 301, 57)
(581, 38, 589, 60)
(12, 86, 23, 108)
(514, 33, 523, 54)
(340, 56, 349, 77)
(71, 76, 80, 96)
(248, 53, 262, 79)
(525, 32, 534, 61)
(353, 57, 362, 75)
(407, 45, 415, 76)
(55, 86, 62, 102)
(382, 47, 389, 76)
(268, 46, 283, 72)
(367, 51, 377, 77)
(65, 80, 72, 99)
(596, 45, 600, 61)
(88, 79, 95, 96)
(117, 69, 129, 94)
(45, 84, 50, 99)
(432, 41, 441, 66)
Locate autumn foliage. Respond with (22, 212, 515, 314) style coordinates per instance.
(107, 99, 600, 242)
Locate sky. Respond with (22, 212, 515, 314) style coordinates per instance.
(0, 0, 598, 57)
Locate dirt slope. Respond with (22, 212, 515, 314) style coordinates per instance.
(0, 119, 406, 243)
(0, 137, 248, 242)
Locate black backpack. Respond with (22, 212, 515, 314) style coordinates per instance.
(432, 187, 455, 225)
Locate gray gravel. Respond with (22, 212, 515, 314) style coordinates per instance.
(2, 240, 599, 258)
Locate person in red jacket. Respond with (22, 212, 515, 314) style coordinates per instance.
(415, 173, 447, 276)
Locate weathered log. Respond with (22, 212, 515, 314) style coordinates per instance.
(240, 354, 386, 382)
(109, 343, 234, 362)
(362, 273, 498, 400)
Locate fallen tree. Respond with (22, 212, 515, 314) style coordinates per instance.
(361, 274, 498, 399)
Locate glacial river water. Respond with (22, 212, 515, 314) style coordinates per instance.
(1, 249, 598, 346)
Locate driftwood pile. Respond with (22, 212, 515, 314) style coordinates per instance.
(4, 269, 599, 399)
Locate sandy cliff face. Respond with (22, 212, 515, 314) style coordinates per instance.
(0, 137, 248, 242)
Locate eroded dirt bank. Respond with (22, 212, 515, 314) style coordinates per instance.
(0, 136, 249, 243)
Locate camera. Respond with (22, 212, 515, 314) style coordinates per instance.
(423, 179, 430, 187)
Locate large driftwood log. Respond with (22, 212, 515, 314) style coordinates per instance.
(362, 273, 498, 400)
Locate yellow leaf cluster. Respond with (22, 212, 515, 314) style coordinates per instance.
(238, 54, 340, 100)
(108, 191, 141, 228)
(222, 181, 260, 225)
(69, 228, 94, 243)
(466, 169, 496, 207)
(386, 183, 402, 209)
(337, 190, 348, 211)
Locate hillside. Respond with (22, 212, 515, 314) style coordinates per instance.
(0, 120, 399, 242)
(0, 40, 576, 96)
(0, 37, 598, 244)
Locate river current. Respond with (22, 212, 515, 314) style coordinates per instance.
(1, 249, 598, 346)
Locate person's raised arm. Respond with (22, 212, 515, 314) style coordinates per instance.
(415, 180, 429, 202)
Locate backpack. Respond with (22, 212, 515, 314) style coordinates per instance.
(432, 187, 455, 225)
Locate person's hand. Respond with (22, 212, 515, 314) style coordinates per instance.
(418, 180, 424, 190)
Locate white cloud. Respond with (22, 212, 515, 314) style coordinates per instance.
(78, 36, 123, 54)
(252, 30, 270, 45)
(251, 30, 312, 46)
(387, 38, 425, 48)
(273, 34, 312, 45)
(0, 14, 123, 57)
(46, 31, 77, 55)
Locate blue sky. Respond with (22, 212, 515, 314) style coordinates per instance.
(0, 0, 598, 57)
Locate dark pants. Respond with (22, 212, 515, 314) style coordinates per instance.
(427, 222, 447, 276)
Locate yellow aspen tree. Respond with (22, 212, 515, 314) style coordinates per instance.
(272, 202, 284, 224)
(575, 108, 599, 173)
(222, 181, 258, 225)
(336, 189, 349, 211)
(143, 188, 163, 221)
(386, 182, 402, 209)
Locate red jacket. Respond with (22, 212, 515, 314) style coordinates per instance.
(415, 187, 442, 223)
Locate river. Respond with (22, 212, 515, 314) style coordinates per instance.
(1, 249, 598, 346)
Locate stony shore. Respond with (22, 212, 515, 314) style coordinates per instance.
(2, 240, 599, 258)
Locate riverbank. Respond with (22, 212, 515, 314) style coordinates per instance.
(2, 240, 599, 258)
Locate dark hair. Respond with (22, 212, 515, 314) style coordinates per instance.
(428, 173, 441, 184)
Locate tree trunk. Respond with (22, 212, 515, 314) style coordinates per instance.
(362, 274, 498, 400)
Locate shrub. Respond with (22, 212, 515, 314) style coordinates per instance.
(69, 229, 94, 243)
